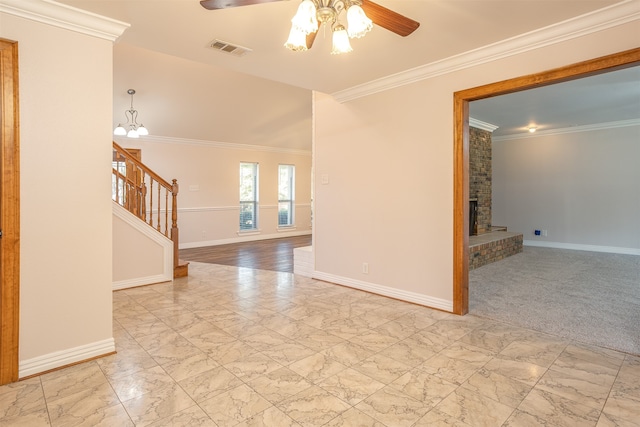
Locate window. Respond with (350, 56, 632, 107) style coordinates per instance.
(112, 158, 126, 205)
(239, 162, 259, 231)
(278, 164, 295, 227)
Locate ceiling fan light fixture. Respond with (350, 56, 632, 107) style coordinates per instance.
(291, 0, 318, 34)
(277, 0, 419, 53)
(331, 24, 353, 55)
(346, 4, 372, 38)
(202, 0, 419, 54)
(284, 26, 309, 51)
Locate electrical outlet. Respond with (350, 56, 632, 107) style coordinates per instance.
(542, 230, 548, 237)
(362, 262, 369, 274)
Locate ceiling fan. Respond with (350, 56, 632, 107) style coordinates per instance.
(200, 0, 420, 53)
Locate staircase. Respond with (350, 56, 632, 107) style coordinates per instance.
(112, 142, 188, 278)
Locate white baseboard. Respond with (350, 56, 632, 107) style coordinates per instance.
(19, 338, 116, 378)
(524, 240, 640, 256)
(312, 271, 453, 313)
(113, 275, 172, 291)
(180, 230, 312, 249)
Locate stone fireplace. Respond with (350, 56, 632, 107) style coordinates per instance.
(468, 126, 523, 269)
(469, 127, 492, 235)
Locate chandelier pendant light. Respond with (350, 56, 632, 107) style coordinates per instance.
(285, 0, 372, 54)
(113, 89, 149, 139)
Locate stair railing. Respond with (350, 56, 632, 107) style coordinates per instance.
(112, 141, 180, 271)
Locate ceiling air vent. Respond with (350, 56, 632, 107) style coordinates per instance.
(209, 39, 252, 57)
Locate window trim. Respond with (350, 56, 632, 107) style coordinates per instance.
(278, 164, 295, 227)
(239, 162, 259, 232)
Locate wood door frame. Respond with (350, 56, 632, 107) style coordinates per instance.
(0, 38, 20, 384)
(453, 47, 640, 315)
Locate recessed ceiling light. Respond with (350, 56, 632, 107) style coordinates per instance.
(528, 125, 537, 133)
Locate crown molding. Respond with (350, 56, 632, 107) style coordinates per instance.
(115, 134, 312, 156)
(332, 0, 640, 103)
(492, 118, 640, 141)
(0, 0, 129, 41)
(469, 118, 499, 132)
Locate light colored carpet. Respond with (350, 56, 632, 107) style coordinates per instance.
(469, 246, 640, 355)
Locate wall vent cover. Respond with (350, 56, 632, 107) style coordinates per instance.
(209, 39, 252, 57)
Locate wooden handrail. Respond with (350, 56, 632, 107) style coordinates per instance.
(112, 142, 180, 271)
(113, 141, 172, 189)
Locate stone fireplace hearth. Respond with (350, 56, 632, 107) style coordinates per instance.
(469, 230, 523, 270)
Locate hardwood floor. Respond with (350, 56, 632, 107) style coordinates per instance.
(179, 235, 312, 273)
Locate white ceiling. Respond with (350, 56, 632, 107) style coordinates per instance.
(471, 65, 640, 137)
(58, 0, 639, 137)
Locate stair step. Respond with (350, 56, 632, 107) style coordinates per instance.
(174, 259, 189, 278)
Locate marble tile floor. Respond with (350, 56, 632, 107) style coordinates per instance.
(1, 262, 639, 426)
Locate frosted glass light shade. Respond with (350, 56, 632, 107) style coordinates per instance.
(285, 26, 308, 51)
(346, 5, 372, 38)
(113, 125, 127, 136)
(127, 129, 139, 138)
(331, 25, 352, 54)
(291, 0, 318, 34)
(137, 125, 149, 136)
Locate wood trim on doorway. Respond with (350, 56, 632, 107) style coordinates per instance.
(453, 47, 640, 315)
(0, 38, 20, 385)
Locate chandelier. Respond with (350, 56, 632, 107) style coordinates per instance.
(113, 89, 149, 139)
(285, 0, 373, 54)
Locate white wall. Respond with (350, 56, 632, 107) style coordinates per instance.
(112, 203, 173, 289)
(115, 138, 312, 247)
(492, 124, 640, 252)
(112, 45, 312, 248)
(113, 44, 312, 152)
(313, 20, 639, 312)
(0, 8, 120, 375)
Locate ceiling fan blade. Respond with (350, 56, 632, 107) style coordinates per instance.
(361, 0, 420, 37)
(200, 0, 286, 10)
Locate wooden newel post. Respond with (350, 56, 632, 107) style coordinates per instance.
(171, 179, 179, 272)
